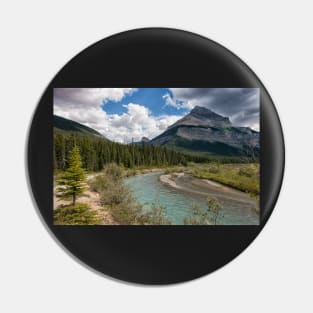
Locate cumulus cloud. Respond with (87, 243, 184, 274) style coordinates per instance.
(54, 88, 182, 143)
(167, 88, 260, 130)
(54, 88, 136, 109)
(105, 103, 182, 142)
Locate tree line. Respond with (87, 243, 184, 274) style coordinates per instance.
(54, 132, 208, 172)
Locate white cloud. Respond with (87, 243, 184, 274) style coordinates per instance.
(104, 103, 182, 142)
(54, 88, 182, 143)
(163, 91, 194, 110)
(54, 88, 136, 110)
(163, 93, 178, 108)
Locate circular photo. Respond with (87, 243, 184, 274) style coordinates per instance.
(28, 28, 284, 284)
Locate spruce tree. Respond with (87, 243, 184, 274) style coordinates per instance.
(57, 146, 87, 206)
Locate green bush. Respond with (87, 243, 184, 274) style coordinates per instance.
(103, 163, 124, 181)
(184, 204, 205, 225)
(89, 174, 109, 192)
(184, 197, 222, 225)
(100, 182, 131, 206)
(146, 204, 172, 225)
(54, 204, 102, 225)
(110, 202, 149, 225)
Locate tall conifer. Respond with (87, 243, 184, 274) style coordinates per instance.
(57, 146, 86, 206)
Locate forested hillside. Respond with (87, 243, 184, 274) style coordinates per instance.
(54, 115, 105, 138)
(53, 132, 208, 172)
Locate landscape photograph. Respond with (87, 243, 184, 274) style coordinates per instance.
(53, 88, 260, 225)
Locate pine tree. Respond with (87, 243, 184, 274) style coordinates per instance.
(57, 146, 87, 206)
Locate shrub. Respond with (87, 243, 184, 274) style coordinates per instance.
(206, 196, 222, 225)
(184, 196, 222, 225)
(146, 204, 172, 225)
(184, 204, 205, 225)
(100, 182, 131, 206)
(103, 163, 124, 181)
(110, 202, 148, 225)
(89, 174, 109, 192)
(54, 204, 102, 225)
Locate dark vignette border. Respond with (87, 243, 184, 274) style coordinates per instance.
(27, 28, 285, 284)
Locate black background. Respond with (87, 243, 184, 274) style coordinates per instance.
(27, 28, 284, 284)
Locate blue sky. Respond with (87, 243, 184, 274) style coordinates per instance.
(103, 88, 189, 116)
(54, 88, 259, 142)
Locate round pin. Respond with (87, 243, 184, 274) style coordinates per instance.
(28, 28, 284, 284)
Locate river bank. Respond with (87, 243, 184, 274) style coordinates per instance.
(160, 172, 249, 196)
(159, 172, 258, 210)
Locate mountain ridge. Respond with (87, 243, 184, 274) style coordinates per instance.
(150, 106, 259, 157)
(53, 107, 259, 158)
(53, 115, 107, 139)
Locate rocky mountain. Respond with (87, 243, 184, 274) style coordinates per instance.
(53, 115, 106, 139)
(169, 106, 231, 129)
(150, 106, 259, 157)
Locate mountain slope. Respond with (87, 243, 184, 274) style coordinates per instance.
(150, 106, 259, 157)
(53, 115, 106, 139)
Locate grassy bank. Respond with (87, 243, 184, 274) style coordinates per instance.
(189, 163, 259, 196)
(131, 162, 260, 196)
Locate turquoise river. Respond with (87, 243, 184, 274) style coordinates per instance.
(125, 172, 259, 225)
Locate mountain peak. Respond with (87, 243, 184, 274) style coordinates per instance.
(169, 106, 231, 129)
(191, 105, 212, 113)
(190, 106, 225, 119)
